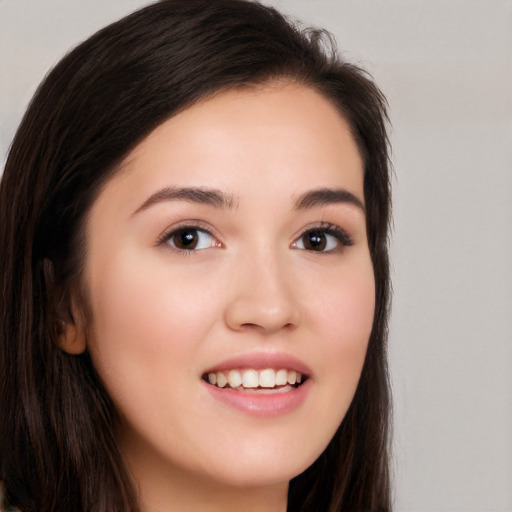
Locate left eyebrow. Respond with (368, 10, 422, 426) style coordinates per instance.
(294, 188, 365, 212)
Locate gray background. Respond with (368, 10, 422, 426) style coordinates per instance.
(1, 1, 511, 510)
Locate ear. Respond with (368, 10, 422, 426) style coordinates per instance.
(56, 284, 88, 354)
(44, 259, 87, 354)
(58, 306, 87, 355)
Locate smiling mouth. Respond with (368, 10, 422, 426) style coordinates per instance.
(202, 368, 306, 393)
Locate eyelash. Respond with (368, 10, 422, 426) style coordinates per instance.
(292, 223, 353, 253)
(156, 222, 353, 255)
(156, 221, 220, 254)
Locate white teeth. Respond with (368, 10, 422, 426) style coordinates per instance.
(228, 370, 242, 388)
(206, 368, 305, 389)
(287, 370, 297, 385)
(242, 369, 259, 388)
(275, 369, 287, 386)
(259, 368, 275, 388)
(216, 372, 227, 388)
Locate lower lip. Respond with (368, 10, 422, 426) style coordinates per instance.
(203, 379, 311, 417)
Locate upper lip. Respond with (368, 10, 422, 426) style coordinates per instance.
(202, 351, 312, 378)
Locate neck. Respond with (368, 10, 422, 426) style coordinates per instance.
(135, 465, 288, 512)
(140, 476, 287, 512)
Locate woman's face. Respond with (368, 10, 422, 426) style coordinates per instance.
(82, 84, 374, 492)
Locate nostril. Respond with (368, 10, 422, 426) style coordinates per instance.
(224, 288, 301, 334)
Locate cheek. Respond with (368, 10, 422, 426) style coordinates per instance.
(312, 256, 375, 352)
(85, 250, 220, 401)
(307, 257, 375, 415)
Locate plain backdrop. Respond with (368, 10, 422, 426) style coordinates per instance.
(1, 1, 511, 511)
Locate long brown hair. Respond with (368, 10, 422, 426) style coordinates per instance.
(0, 1, 392, 510)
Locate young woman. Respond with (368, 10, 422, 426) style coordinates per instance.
(0, 1, 392, 511)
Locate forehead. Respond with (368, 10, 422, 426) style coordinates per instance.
(96, 83, 364, 213)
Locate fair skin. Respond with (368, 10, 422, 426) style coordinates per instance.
(64, 84, 375, 512)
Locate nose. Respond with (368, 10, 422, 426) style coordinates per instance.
(224, 249, 301, 334)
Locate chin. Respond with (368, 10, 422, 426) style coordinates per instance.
(190, 434, 329, 490)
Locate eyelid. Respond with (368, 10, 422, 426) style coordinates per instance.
(155, 220, 223, 251)
(155, 220, 353, 254)
(291, 222, 353, 252)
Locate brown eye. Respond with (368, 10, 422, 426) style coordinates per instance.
(165, 227, 216, 251)
(293, 226, 352, 253)
(302, 230, 327, 251)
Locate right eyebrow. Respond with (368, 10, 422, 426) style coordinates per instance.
(131, 186, 236, 216)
